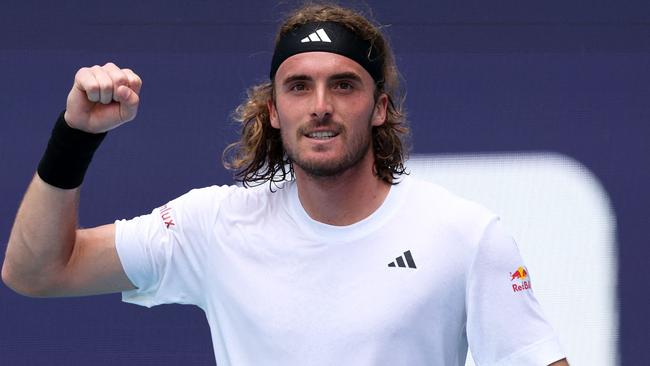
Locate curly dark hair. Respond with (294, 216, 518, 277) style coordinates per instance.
(223, 3, 409, 187)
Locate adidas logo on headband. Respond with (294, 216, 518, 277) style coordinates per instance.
(300, 29, 332, 43)
(270, 21, 383, 82)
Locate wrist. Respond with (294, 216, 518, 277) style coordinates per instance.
(37, 111, 107, 189)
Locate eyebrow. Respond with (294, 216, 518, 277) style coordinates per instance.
(329, 72, 363, 83)
(282, 74, 311, 86)
(281, 72, 363, 86)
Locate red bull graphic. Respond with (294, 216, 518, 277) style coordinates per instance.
(509, 266, 532, 292)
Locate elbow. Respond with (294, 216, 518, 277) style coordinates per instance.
(2, 262, 26, 296)
(2, 262, 55, 298)
(2, 262, 33, 296)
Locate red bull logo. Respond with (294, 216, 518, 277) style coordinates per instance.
(509, 266, 532, 292)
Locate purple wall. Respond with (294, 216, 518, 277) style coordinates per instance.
(1, 1, 648, 364)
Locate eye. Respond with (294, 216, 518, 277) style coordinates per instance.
(335, 81, 353, 90)
(290, 83, 307, 91)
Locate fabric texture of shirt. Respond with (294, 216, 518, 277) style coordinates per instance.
(115, 175, 565, 365)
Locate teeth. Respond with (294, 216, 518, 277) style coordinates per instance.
(307, 131, 336, 139)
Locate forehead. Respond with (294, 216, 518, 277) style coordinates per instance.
(274, 52, 373, 82)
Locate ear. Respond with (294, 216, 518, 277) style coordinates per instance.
(268, 98, 280, 129)
(371, 93, 388, 127)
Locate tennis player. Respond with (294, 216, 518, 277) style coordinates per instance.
(3, 4, 569, 365)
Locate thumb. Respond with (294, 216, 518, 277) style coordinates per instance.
(115, 85, 140, 122)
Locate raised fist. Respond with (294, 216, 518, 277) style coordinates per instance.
(64, 62, 142, 133)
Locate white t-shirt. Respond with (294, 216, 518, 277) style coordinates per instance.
(115, 175, 565, 365)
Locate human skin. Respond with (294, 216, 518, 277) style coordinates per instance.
(268, 51, 390, 226)
(2, 63, 140, 296)
(2, 56, 570, 366)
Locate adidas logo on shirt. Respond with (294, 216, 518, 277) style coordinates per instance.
(301, 28, 332, 43)
(388, 250, 417, 269)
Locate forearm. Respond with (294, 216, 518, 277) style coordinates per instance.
(2, 174, 80, 296)
(3, 63, 141, 297)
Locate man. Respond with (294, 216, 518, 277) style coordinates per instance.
(2, 4, 568, 365)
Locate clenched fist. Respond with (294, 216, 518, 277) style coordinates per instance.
(65, 62, 142, 133)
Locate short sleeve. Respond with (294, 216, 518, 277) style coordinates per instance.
(115, 186, 233, 309)
(466, 219, 565, 366)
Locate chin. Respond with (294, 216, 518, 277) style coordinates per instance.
(296, 154, 369, 178)
(288, 139, 373, 178)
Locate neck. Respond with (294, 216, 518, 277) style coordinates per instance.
(293, 151, 391, 226)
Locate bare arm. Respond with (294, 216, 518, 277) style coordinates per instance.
(2, 175, 134, 296)
(2, 62, 141, 297)
(549, 358, 569, 366)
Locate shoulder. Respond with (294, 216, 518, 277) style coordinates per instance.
(400, 175, 498, 244)
(168, 182, 280, 212)
(168, 184, 240, 213)
(404, 175, 496, 222)
(180, 181, 294, 222)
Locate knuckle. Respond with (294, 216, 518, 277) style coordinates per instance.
(98, 78, 112, 89)
(86, 82, 100, 93)
(124, 69, 138, 80)
(115, 73, 129, 85)
(98, 83, 113, 96)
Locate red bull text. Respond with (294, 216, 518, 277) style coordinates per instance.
(509, 266, 531, 292)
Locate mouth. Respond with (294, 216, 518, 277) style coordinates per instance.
(305, 130, 339, 140)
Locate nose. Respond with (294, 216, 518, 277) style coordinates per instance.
(311, 85, 333, 122)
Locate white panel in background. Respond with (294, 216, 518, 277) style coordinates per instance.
(407, 152, 618, 366)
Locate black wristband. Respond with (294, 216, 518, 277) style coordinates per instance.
(37, 111, 107, 189)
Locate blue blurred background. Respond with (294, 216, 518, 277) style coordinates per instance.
(1, 1, 648, 364)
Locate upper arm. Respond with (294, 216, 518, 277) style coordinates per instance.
(2, 174, 136, 298)
(549, 359, 569, 366)
(51, 223, 136, 297)
(466, 219, 566, 364)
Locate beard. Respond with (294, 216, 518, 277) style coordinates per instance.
(281, 117, 374, 178)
